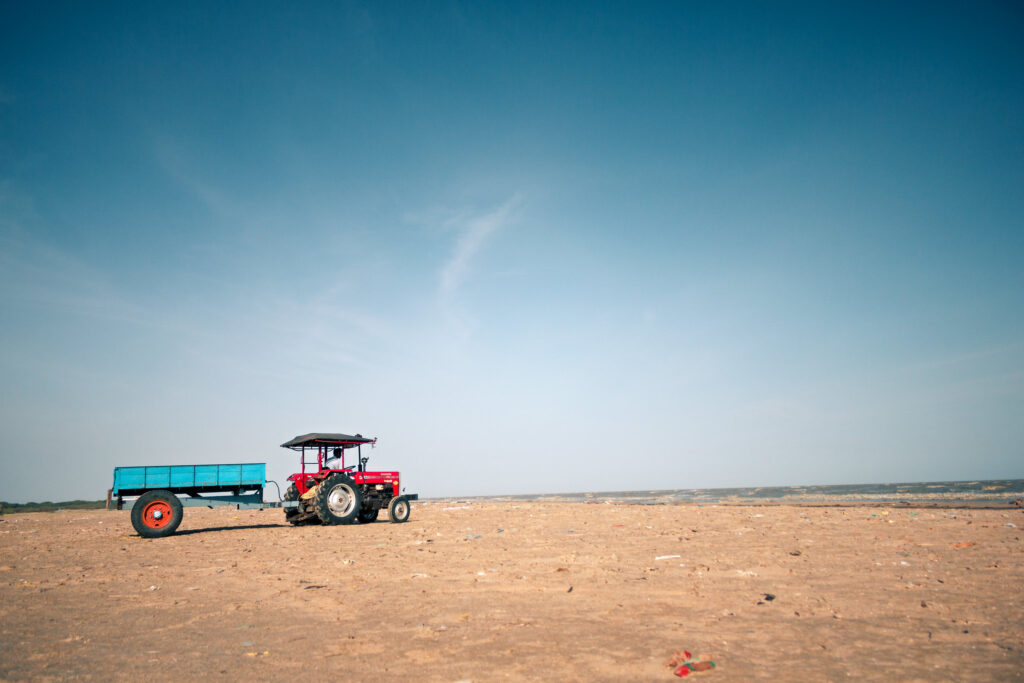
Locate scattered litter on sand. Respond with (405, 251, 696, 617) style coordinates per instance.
(666, 650, 716, 677)
(3, 500, 1022, 679)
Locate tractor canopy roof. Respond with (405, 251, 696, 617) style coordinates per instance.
(280, 433, 376, 450)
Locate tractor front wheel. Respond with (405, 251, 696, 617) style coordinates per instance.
(131, 490, 184, 538)
(314, 474, 362, 525)
(388, 496, 411, 523)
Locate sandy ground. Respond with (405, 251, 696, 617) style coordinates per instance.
(1, 501, 1022, 681)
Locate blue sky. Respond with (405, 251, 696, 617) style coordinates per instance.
(1, 2, 1022, 503)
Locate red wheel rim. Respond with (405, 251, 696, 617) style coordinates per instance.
(142, 500, 173, 528)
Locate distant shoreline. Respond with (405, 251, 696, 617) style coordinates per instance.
(428, 478, 1024, 509)
(4, 479, 1022, 514)
(0, 500, 106, 514)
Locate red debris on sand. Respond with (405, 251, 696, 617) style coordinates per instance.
(666, 649, 715, 677)
(674, 661, 716, 677)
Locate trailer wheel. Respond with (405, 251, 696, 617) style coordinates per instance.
(388, 496, 410, 523)
(131, 490, 183, 538)
(314, 474, 361, 525)
(283, 483, 302, 525)
(358, 508, 379, 524)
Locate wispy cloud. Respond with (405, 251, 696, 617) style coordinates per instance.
(152, 136, 242, 220)
(0, 201, 149, 327)
(438, 193, 523, 298)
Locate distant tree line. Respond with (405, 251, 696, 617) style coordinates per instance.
(0, 500, 106, 514)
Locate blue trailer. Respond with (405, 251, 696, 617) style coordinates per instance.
(109, 463, 295, 538)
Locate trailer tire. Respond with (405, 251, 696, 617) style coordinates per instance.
(358, 508, 379, 524)
(314, 474, 362, 525)
(131, 490, 183, 538)
(388, 496, 411, 523)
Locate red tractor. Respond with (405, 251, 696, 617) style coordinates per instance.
(281, 433, 417, 525)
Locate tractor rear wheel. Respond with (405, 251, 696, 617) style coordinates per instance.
(314, 474, 362, 525)
(388, 496, 411, 523)
(358, 508, 379, 524)
(131, 490, 184, 538)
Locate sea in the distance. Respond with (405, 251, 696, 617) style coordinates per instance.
(447, 479, 1024, 508)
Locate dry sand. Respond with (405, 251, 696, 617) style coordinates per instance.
(1, 501, 1022, 681)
